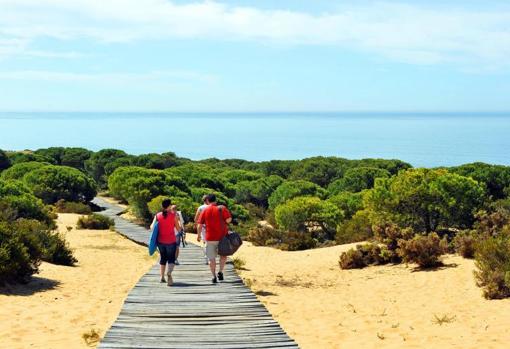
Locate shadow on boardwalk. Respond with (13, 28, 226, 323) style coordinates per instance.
(93, 197, 298, 349)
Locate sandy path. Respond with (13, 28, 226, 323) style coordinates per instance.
(0, 214, 155, 349)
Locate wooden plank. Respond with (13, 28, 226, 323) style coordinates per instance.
(93, 198, 298, 349)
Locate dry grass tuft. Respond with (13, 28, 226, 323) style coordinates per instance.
(82, 329, 101, 346)
(232, 256, 246, 270)
(432, 314, 456, 325)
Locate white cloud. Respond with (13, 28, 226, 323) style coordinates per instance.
(0, 1, 509, 67)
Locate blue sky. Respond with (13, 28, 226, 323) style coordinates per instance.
(0, 0, 509, 112)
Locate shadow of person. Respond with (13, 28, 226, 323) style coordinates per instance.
(0, 276, 61, 296)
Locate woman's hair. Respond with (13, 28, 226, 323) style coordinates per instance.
(161, 198, 172, 218)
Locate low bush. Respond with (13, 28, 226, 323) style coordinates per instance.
(453, 230, 477, 258)
(0, 219, 76, 283)
(374, 223, 414, 257)
(40, 232, 77, 266)
(339, 243, 392, 269)
(247, 225, 281, 246)
(0, 221, 43, 284)
(278, 231, 317, 251)
(336, 209, 373, 244)
(55, 199, 92, 214)
(77, 214, 114, 230)
(339, 247, 365, 269)
(13, 219, 77, 266)
(474, 233, 510, 299)
(247, 225, 317, 251)
(0, 179, 55, 225)
(397, 233, 448, 268)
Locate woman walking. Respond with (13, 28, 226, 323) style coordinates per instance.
(150, 198, 181, 286)
(171, 204, 185, 265)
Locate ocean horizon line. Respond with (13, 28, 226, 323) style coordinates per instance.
(1, 111, 510, 120)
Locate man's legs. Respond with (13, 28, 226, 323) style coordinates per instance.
(219, 255, 227, 273)
(217, 255, 227, 281)
(206, 241, 219, 283)
(209, 257, 216, 277)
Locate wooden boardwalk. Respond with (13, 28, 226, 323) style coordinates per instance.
(93, 197, 298, 349)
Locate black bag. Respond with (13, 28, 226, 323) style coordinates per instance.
(217, 206, 243, 256)
(218, 232, 243, 256)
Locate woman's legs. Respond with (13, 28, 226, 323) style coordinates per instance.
(158, 244, 169, 281)
(166, 243, 177, 286)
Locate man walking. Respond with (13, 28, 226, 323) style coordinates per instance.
(194, 195, 210, 264)
(197, 194, 232, 284)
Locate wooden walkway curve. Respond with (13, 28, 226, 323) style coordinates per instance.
(93, 197, 299, 349)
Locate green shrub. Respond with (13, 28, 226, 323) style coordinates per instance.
(165, 164, 224, 191)
(148, 195, 197, 222)
(84, 149, 129, 188)
(288, 156, 349, 186)
(453, 230, 477, 258)
(365, 168, 486, 232)
(23, 165, 97, 204)
(328, 167, 390, 194)
(336, 209, 373, 244)
(397, 232, 448, 268)
(60, 147, 93, 171)
(0, 221, 40, 284)
(13, 218, 76, 266)
(219, 169, 262, 185)
(0, 149, 11, 171)
(8, 152, 55, 165)
(40, 232, 77, 266)
(373, 223, 414, 257)
(247, 225, 316, 251)
(474, 233, 510, 299)
(132, 152, 180, 170)
(0, 219, 73, 283)
(450, 162, 510, 200)
(268, 180, 327, 209)
(277, 231, 317, 251)
(275, 196, 343, 241)
(474, 208, 510, 237)
(108, 166, 189, 220)
(1, 161, 49, 180)
(339, 247, 366, 269)
(77, 214, 114, 230)
(327, 191, 364, 220)
(247, 225, 282, 246)
(55, 199, 92, 214)
(234, 175, 284, 207)
(339, 243, 392, 269)
(0, 179, 55, 225)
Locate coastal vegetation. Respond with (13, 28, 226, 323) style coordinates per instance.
(1, 147, 510, 298)
(76, 214, 114, 230)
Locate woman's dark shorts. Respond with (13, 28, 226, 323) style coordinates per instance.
(157, 243, 177, 265)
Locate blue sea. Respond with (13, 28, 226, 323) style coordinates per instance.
(1, 112, 509, 167)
